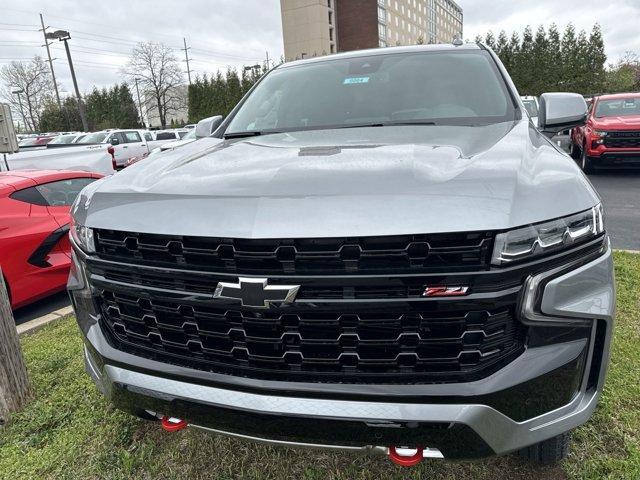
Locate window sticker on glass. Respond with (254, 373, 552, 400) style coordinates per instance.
(343, 76, 370, 85)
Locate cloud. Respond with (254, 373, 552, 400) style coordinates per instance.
(0, 0, 283, 93)
(1, 0, 637, 96)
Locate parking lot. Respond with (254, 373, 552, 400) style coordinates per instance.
(590, 173, 640, 250)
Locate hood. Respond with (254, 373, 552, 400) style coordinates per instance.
(592, 115, 640, 130)
(76, 121, 599, 238)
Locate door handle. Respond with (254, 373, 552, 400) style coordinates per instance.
(122, 146, 128, 149)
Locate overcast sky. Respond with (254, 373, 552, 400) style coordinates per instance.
(1, 0, 639, 97)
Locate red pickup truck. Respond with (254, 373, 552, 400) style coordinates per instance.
(570, 92, 640, 172)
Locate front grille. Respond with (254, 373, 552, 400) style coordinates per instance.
(96, 287, 524, 384)
(88, 229, 529, 385)
(94, 229, 493, 275)
(604, 131, 640, 148)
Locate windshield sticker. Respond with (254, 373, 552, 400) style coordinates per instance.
(343, 76, 370, 85)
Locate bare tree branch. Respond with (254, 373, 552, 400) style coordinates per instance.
(0, 56, 53, 132)
(122, 42, 185, 128)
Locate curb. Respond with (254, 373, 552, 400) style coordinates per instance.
(17, 305, 74, 336)
(614, 249, 640, 254)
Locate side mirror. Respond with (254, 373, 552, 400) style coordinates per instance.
(195, 115, 224, 139)
(109, 136, 120, 146)
(538, 93, 587, 137)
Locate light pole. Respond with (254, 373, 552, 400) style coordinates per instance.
(45, 30, 89, 131)
(39, 14, 62, 109)
(10, 87, 29, 133)
(133, 78, 146, 128)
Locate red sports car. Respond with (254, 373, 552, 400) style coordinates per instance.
(0, 170, 102, 309)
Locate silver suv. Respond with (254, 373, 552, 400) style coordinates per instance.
(69, 44, 614, 467)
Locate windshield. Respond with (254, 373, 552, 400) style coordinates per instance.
(76, 132, 108, 144)
(226, 50, 515, 135)
(18, 138, 41, 147)
(49, 135, 77, 145)
(595, 97, 640, 118)
(521, 100, 538, 117)
(182, 129, 196, 140)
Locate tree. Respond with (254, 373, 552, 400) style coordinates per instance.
(606, 52, 640, 93)
(586, 24, 608, 94)
(484, 32, 496, 50)
(546, 24, 562, 90)
(517, 26, 534, 94)
(495, 31, 510, 68)
(0, 270, 30, 426)
(39, 83, 141, 132)
(507, 32, 522, 89)
(109, 84, 140, 129)
(187, 65, 265, 123)
(561, 24, 580, 91)
(123, 42, 185, 129)
(225, 68, 242, 113)
(530, 26, 550, 95)
(575, 29, 591, 94)
(39, 97, 82, 132)
(0, 56, 53, 132)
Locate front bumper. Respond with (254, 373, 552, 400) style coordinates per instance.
(71, 244, 615, 459)
(588, 150, 640, 168)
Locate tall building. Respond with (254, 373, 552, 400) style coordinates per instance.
(280, 0, 463, 61)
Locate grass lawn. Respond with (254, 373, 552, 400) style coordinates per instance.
(1, 252, 638, 480)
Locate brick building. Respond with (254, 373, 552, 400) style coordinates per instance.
(280, 0, 463, 61)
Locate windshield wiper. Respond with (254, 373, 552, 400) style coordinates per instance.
(224, 130, 274, 139)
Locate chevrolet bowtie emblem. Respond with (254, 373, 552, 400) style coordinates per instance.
(213, 277, 300, 308)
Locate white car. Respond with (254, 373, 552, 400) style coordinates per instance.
(520, 96, 539, 127)
(124, 129, 197, 167)
(46, 132, 87, 147)
(76, 129, 151, 168)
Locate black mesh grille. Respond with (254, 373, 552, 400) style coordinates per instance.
(88, 229, 530, 384)
(95, 287, 525, 384)
(93, 229, 494, 275)
(604, 131, 640, 148)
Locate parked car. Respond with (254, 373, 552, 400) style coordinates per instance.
(69, 44, 613, 467)
(76, 130, 150, 169)
(1, 170, 102, 309)
(124, 130, 198, 167)
(46, 133, 87, 148)
(6, 141, 116, 176)
(17, 135, 55, 149)
(153, 129, 189, 141)
(520, 96, 539, 126)
(570, 92, 640, 172)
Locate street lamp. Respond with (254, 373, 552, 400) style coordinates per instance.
(45, 30, 89, 131)
(244, 64, 261, 74)
(10, 87, 29, 133)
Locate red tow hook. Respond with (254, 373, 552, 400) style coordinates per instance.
(388, 446, 424, 467)
(160, 416, 188, 432)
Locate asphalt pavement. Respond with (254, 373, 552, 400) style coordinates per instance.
(589, 172, 640, 250)
(13, 291, 70, 326)
(12, 137, 639, 325)
(553, 133, 640, 251)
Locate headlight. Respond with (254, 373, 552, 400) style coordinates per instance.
(492, 205, 604, 266)
(593, 130, 608, 138)
(70, 223, 96, 253)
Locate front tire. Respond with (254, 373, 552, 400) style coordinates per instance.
(516, 432, 572, 465)
(581, 148, 594, 174)
(569, 142, 581, 160)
